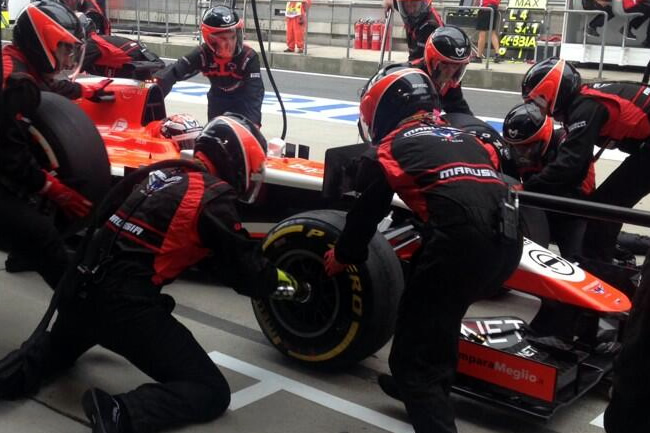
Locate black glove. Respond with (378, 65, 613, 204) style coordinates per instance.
(272, 269, 312, 303)
(81, 78, 115, 103)
(4, 73, 41, 118)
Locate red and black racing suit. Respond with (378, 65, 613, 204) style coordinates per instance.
(3, 44, 89, 99)
(155, 44, 265, 125)
(82, 33, 165, 80)
(333, 119, 522, 433)
(550, 82, 650, 262)
(0, 64, 70, 288)
(9, 168, 281, 432)
(409, 60, 473, 115)
(404, 6, 444, 61)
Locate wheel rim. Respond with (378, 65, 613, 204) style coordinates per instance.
(270, 248, 342, 338)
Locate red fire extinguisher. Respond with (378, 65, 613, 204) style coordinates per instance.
(354, 20, 363, 49)
(371, 21, 382, 51)
(362, 20, 371, 49)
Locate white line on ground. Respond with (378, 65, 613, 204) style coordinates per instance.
(591, 412, 604, 428)
(209, 351, 413, 433)
(229, 380, 283, 411)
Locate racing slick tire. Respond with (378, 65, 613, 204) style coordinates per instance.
(254, 210, 404, 369)
(31, 92, 111, 204)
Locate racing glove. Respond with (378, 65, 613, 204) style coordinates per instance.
(39, 171, 93, 219)
(272, 269, 311, 303)
(81, 78, 115, 103)
(323, 249, 347, 277)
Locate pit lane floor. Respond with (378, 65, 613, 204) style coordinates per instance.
(0, 249, 610, 433)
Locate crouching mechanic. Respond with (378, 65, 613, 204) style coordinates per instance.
(502, 101, 595, 260)
(0, 114, 310, 433)
(1, 56, 92, 289)
(3, 1, 114, 102)
(324, 67, 523, 433)
(155, 6, 264, 125)
(521, 57, 650, 263)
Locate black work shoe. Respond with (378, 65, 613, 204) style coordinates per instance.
(82, 388, 126, 433)
(4, 252, 36, 273)
(470, 56, 483, 64)
(586, 25, 600, 38)
(378, 374, 402, 401)
(620, 26, 637, 40)
(283, 48, 294, 53)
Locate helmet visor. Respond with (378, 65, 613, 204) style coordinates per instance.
(203, 23, 243, 58)
(56, 41, 85, 79)
(430, 61, 467, 91)
(511, 140, 547, 172)
(240, 166, 265, 204)
(396, 0, 429, 23)
(172, 130, 201, 151)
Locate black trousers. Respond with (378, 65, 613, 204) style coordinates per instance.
(582, 0, 614, 29)
(628, 3, 650, 42)
(16, 277, 230, 433)
(388, 223, 522, 433)
(583, 147, 650, 262)
(0, 186, 68, 288)
(604, 249, 650, 433)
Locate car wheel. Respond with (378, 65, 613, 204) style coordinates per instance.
(253, 210, 404, 369)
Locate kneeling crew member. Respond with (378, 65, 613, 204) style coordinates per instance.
(0, 114, 310, 433)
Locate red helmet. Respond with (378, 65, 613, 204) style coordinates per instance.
(160, 114, 203, 151)
(359, 65, 440, 144)
(201, 6, 244, 59)
(424, 25, 471, 94)
(194, 113, 267, 203)
(521, 57, 581, 117)
(502, 102, 554, 174)
(13, 1, 85, 75)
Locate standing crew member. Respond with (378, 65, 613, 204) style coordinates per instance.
(155, 6, 265, 125)
(0, 114, 311, 433)
(284, 0, 311, 53)
(473, 0, 501, 63)
(521, 57, 650, 263)
(3, 1, 114, 101)
(324, 66, 522, 433)
(384, 0, 444, 60)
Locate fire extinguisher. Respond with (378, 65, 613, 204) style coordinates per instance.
(354, 20, 363, 49)
(362, 20, 371, 50)
(371, 21, 382, 51)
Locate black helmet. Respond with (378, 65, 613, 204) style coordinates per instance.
(502, 102, 554, 173)
(201, 6, 244, 59)
(521, 57, 581, 117)
(424, 25, 471, 94)
(14, 1, 85, 74)
(395, 0, 431, 27)
(194, 113, 267, 203)
(359, 65, 440, 144)
(75, 11, 97, 37)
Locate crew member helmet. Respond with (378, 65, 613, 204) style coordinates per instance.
(201, 6, 244, 59)
(13, 0, 85, 75)
(75, 11, 97, 37)
(194, 113, 267, 203)
(359, 65, 440, 144)
(502, 102, 554, 173)
(160, 114, 203, 151)
(424, 25, 471, 94)
(521, 57, 581, 117)
(395, 0, 431, 27)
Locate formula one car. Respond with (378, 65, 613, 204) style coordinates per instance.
(34, 77, 632, 420)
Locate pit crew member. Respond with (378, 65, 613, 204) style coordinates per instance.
(3, 1, 114, 102)
(155, 6, 265, 125)
(384, 0, 444, 60)
(502, 101, 595, 260)
(324, 66, 523, 433)
(0, 114, 310, 433)
(79, 13, 165, 80)
(1, 44, 92, 289)
(60, 0, 110, 34)
(521, 57, 650, 262)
